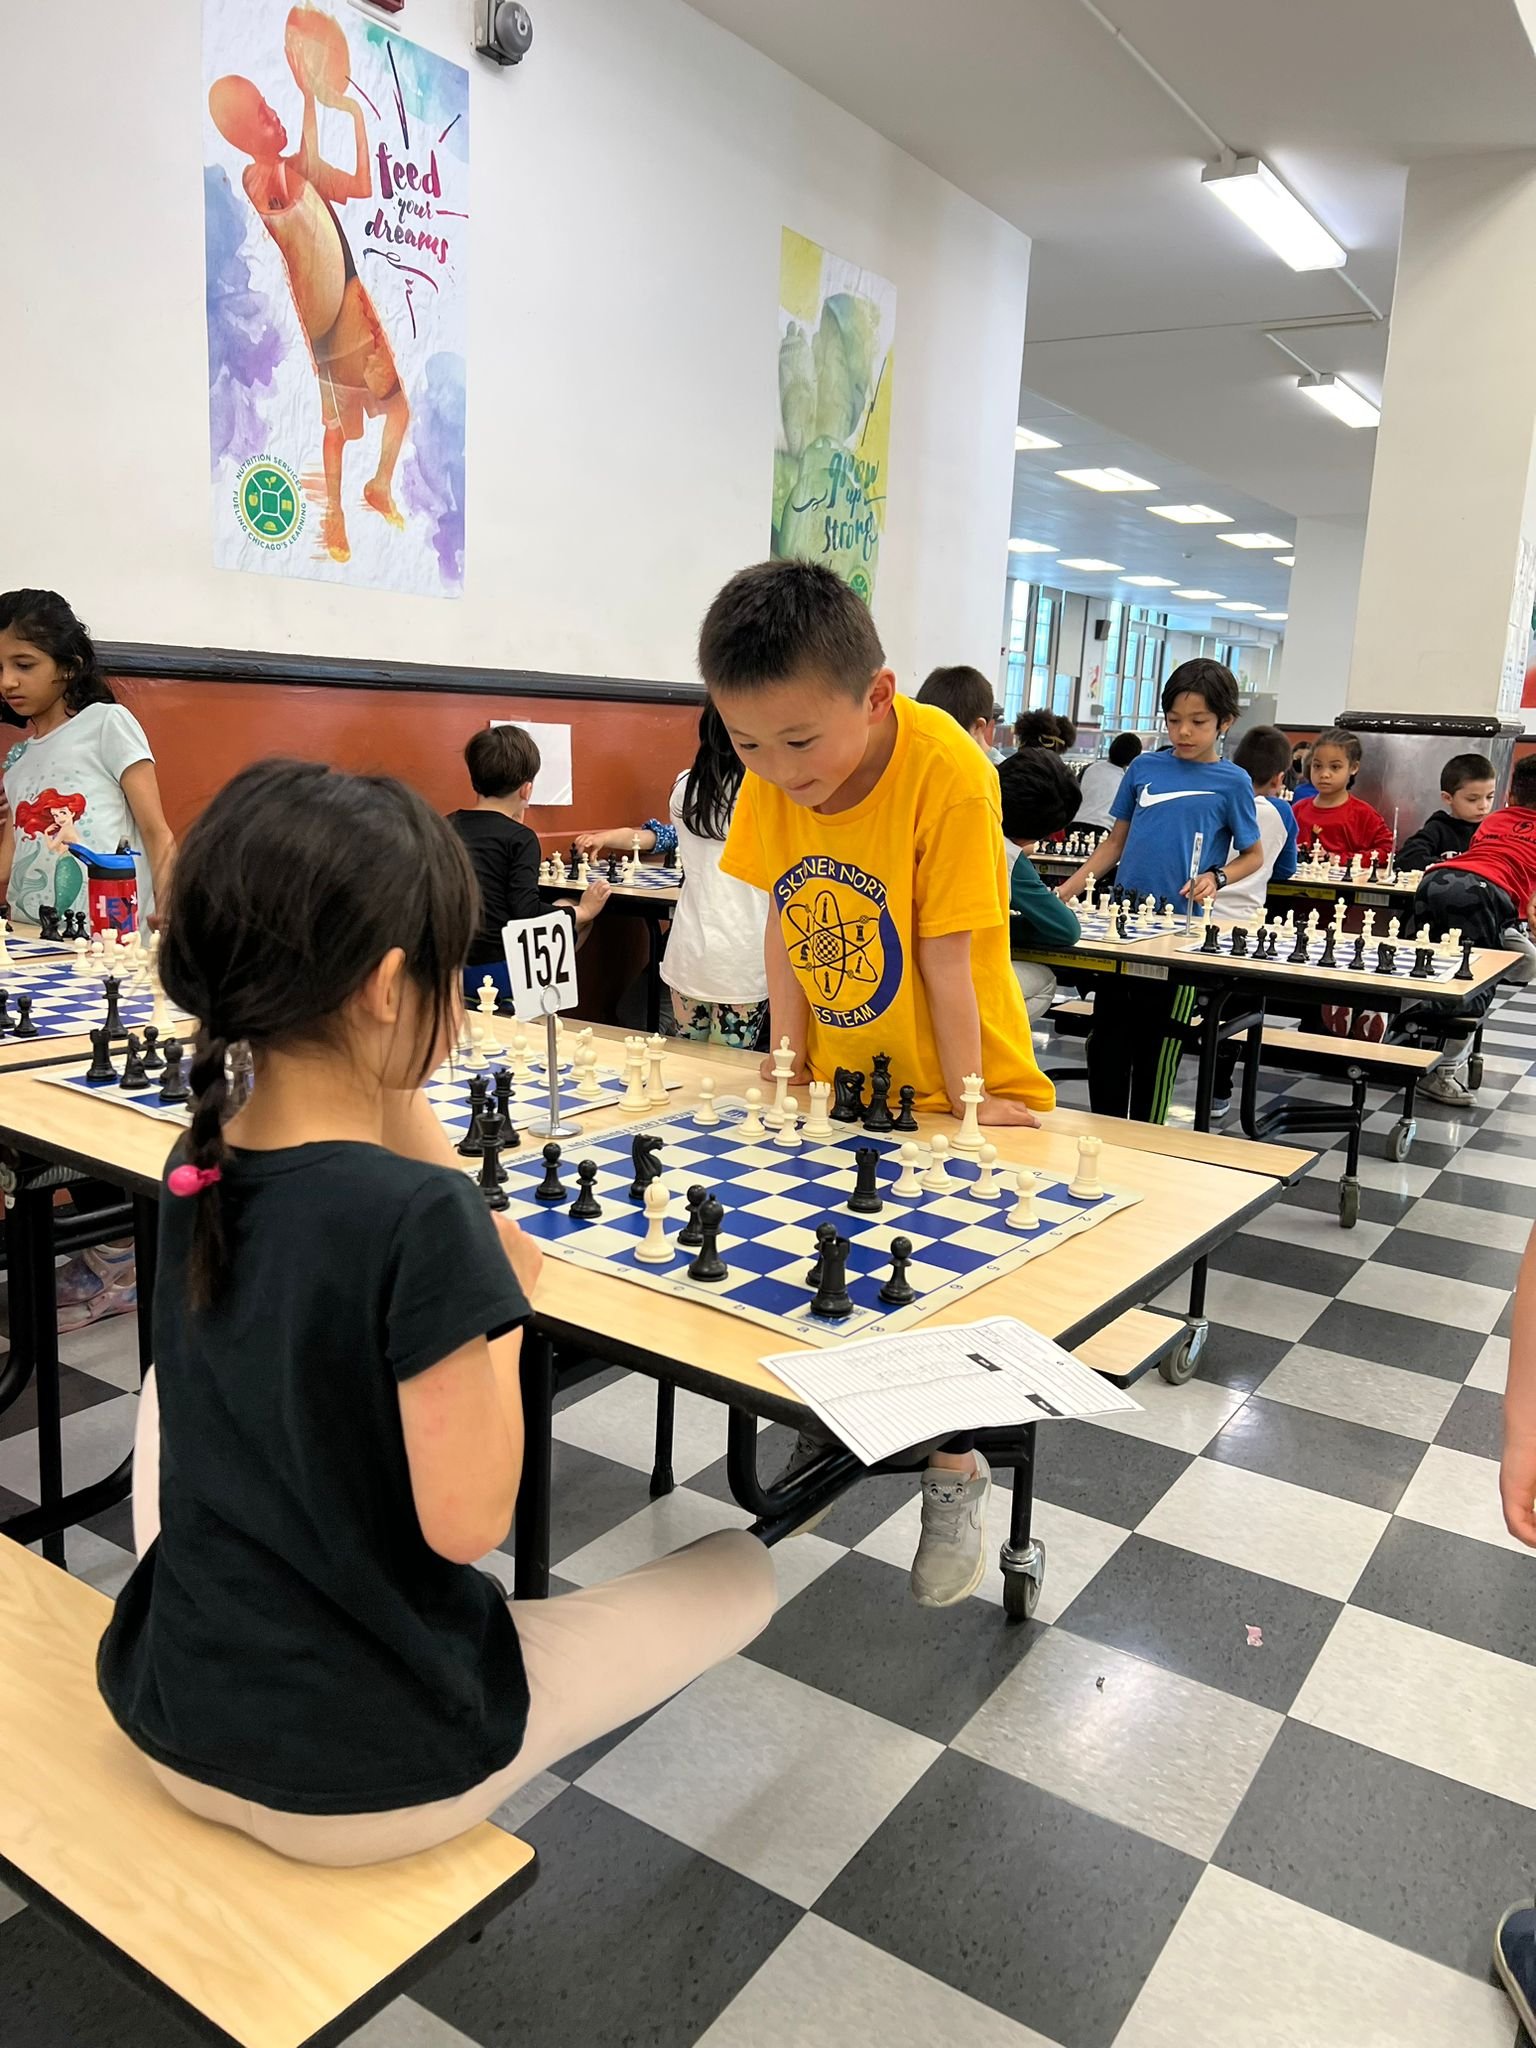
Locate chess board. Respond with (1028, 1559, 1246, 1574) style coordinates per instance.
(1072, 909, 1181, 945)
(0, 955, 190, 1044)
(1178, 928, 1469, 980)
(545, 863, 681, 893)
(1291, 861, 1424, 890)
(484, 1102, 1139, 1348)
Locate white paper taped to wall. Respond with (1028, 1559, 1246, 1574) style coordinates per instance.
(491, 720, 574, 807)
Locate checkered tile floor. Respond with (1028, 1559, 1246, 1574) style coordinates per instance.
(7, 998, 1536, 2047)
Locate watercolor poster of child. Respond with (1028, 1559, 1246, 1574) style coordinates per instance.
(771, 228, 896, 607)
(203, 1, 469, 597)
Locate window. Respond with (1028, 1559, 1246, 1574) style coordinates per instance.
(1003, 580, 1032, 719)
(1030, 594, 1057, 709)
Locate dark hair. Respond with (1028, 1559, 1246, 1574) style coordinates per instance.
(1053, 713, 1078, 750)
(1442, 751, 1495, 795)
(699, 560, 884, 701)
(465, 724, 540, 798)
(1512, 755, 1536, 807)
(1311, 725, 1362, 770)
(679, 704, 745, 841)
(998, 748, 1082, 843)
(162, 759, 476, 1307)
(1107, 731, 1143, 769)
(1161, 658, 1240, 725)
(916, 665, 994, 733)
(1012, 708, 1067, 751)
(0, 589, 116, 722)
(1232, 723, 1291, 788)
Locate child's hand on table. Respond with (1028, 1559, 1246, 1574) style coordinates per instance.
(975, 1098, 1043, 1129)
(759, 1050, 811, 1087)
(1182, 873, 1219, 906)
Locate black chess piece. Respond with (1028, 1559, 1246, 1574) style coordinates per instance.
(70, 910, 88, 943)
(629, 1133, 664, 1202)
(606, 852, 621, 883)
(478, 1134, 510, 1211)
(120, 1032, 149, 1092)
(1288, 926, 1310, 964)
(474, 1108, 509, 1180)
(0, 991, 14, 1036)
(158, 1038, 190, 1104)
(1410, 945, 1434, 981)
(678, 1183, 708, 1249)
(1456, 938, 1475, 982)
(1114, 910, 1129, 939)
(806, 1220, 838, 1288)
(893, 1085, 919, 1133)
(830, 1067, 864, 1123)
(809, 1233, 854, 1320)
(687, 1195, 729, 1282)
(37, 905, 59, 943)
(848, 1145, 883, 1215)
(102, 974, 125, 1041)
(12, 994, 36, 1041)
(878, 1236, 917, 1307)
(534, 1143, 567, 1203)
(568, 1159, 603, 1220)
(1376, 942, 1397, 975)
(1367, 853, 1380, 882)
(138, 1024, 163, 1073)
(1350, 935, 1367, 972)
(569, 842, 582, 870)
(1200, 922, 1222, 955)
(1229, 926, 1248, 958)
(493, 1067, 520, 1149)
(862, 1052, 895, 1132)
(86, 1026, 117, 1084)
(1317, 928, 1337, 970)
(457, 1076, 491, 1157)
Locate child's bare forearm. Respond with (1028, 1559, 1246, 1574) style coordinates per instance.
(917, 931, 982, 1111)
(765, 915, 810, 1054)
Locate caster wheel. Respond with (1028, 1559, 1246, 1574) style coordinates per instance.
(1160, 1321, 1207, 1385)
(1339, 1181, 1360, 1229)
(1468, 1055, 1484, 1091)
(1388, 1120, 1413, 1164)
(1003, 1568, 1042, 1622)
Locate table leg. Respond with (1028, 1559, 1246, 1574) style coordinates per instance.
(513, 1330, 555, 1601)
(650, 1382, 676, 1498)
(999, 1426, 1044, 1622)
(17, 1183, 65, 1566)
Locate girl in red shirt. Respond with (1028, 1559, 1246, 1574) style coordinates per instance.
(1293, 729, 1393, 864)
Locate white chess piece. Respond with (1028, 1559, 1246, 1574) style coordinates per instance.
(646, 1033, 668, 1103)
(968, 1143, 1000, 1200)
(773, 1097, 801, 1149)
(1006, 1172, 1039, 1232)
(952, 1073, 986, 1153)
(575, 1044, 605, 1100)
(70, 937, 89, 978)
(802, 1080, 834, 1139)
(634, 1178, 675, 1264)
(1387, 915, 1401, 943)
(1361, 909, 1377, 947)
(892, 1141, 922, 1198)
(538, 859, 553, 886)
(1442, 924, 1464, 961)
(1070, 1135, 1105, 1201)
(694, 1077, 720, 1127)
(621, 1039, 649, 1109)
(460, 1004, 486, 1071)
(550, 852, 567, 883)
(921, 1134, 956, 1194)
(507, 1030, 531, 1082)
(575, 855, 590, 887)
(738, 1086, 768, 1139)
(765, 1036, 795, 1128)
(477, 981, 505, 1057)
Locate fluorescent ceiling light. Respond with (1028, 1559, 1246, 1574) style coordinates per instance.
(1258, 612, 1289, 621)
(1056, 467, 1157, 492)
(1274, 554, 1295, 567)
(1170, 588, 1226, 601)
(1218, 601, 1266, 612)
(1015, 426, 1062, 451)
(1058, 558, 1124, 572)
(1008, 538, 1056, 554)
(1121, 575, 1179, 587)
(1219, 531, 1290, 549)
(1201, 156, 1346, 272)
(1297, 372, 1380, 429)
(1148, 503, 1233, 524)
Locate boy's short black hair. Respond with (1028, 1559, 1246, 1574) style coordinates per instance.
(916, 665, 994, 733)
(699, 560, 884, 700)
(1232, 723, 1291, 788)
(1107, 731, 1142, 769)
(1511, 755, 1536, 808)
(998, 747, 1082, 843)
(1310, 725, 1362, 769)
(1442, 751, 1495, 795)
(465, 724, 541, 797)
(1161, 658, 1240, 725)
(1012, 708, 1066, 751)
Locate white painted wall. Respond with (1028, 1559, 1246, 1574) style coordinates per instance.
(1279, 514, 1366, 725)
(5, 0, 1030, 687)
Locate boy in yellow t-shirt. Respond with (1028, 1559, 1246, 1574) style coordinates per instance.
(708, 559, 1052, 1608)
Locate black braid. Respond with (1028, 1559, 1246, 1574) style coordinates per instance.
(185, 1032, 231, 1309)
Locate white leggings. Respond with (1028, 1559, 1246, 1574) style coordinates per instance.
(130, 1372, 777, 1866)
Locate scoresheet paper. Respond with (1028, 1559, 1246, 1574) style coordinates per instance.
(759, 1318, 1142, 1465)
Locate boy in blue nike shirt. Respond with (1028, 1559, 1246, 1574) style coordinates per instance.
(1057, 660, 1262, 1120)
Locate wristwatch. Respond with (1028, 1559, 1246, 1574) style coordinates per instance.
(1209, 866, 1229, 890)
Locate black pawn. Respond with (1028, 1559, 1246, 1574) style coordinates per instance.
(457, 1076, 491, 1157)
(1410, 945, 1434, 981)
(1229, 926, 1248, 958)
(1350, 935, 1367, 972)
(534, 1143, 567, 1203)
(494, 1067, 519, 1149)
(86, 1026, 117, 1084)
(862, 1053, 895, 1133)
(1456, 939, 1475, 982)
(878, 1235, 917, 1307)
(1376, 942, 1396, 976)
(102, 974, 125, 1041)
(809, 1233, 853, 1320)
(158, 1038, 190, 1104)
(475, 1108, 509, 1180)
(0, 990, 13, 1036)
(848, 1145, 883, 1215)
(120, 1032, 149, 1092)
(678, 1183, 708, 1249)
(807, 1220, 838, 1288)
(568, 1159, 603, 1220)
(893, 1085, 919, 1133)
(1318, 928, 1337, 970)
(1200, 921, 1222, 955)
(13, 994, 36, 1040)
(629, 1133, 664, 1202)
(140, 1024, 163, 1073)
(687, 1195, 729, 1282)
(478, 1136, 509, 1211)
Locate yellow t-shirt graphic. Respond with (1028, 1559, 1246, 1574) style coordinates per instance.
(723, 697, 1053, 1113)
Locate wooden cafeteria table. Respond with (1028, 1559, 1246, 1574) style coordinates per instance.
(1028, 846, 1425, 915)
(0, 1031, 1314, 1619)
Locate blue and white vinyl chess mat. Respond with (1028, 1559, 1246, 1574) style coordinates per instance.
(1179, 926, 1470, 979)
(547, 862, 681, 893)
(495, 1103, 1138, 1347)
(0, 953, 188, 1043)
(1073, 908, 1181, 944)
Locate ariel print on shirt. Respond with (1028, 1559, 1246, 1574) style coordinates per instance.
(12, 788, 87, 916)
(774, 855, 903, 1029)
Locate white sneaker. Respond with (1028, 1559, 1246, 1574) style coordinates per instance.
(1500, 926, 1536, 986)
(910, 1452, 991, 1607)
(1420, 1064, 1475, 1107)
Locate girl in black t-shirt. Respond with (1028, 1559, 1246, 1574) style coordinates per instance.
(97, 758, 774, 1867)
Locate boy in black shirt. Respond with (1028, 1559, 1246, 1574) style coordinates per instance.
(448, 726, 608, 991)
(1398, 751, 1496, 871)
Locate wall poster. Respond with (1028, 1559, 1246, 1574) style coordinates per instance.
(203, 2, 469, 596)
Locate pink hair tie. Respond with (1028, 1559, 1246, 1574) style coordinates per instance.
(168, 1163, 223, 1198)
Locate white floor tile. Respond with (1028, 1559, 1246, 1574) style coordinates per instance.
(1136, 1458, 1387, 1600)
(1293, 1606, 1536, 1809)
(854, 1490, 1127, 1625)
(1395, 1444, 1534, 1558)
(1399, 1200, 1534, 1254)
(697, 1915, 1059, 2048)
(954, 1629, 1281, 1861)
(1087, 1374, 1245, 1455)
(1363, 1108, 1476, 1150)
(1308, 1149, 1440, 1196)
(1468, 1335, 1512, 1395)
(1339, 1260, 1508, 1333)
(1481, 1107, 1536, 1139)
(1152, 1269, 1326, 1342)
(555, 1486, 842, 1608)
(55, 1526, 135, 1598)
(349, 2000, 485, 2048)
(56, 1313, 142, 1390)
(0, 1393, 137, 1502)
(1454, 1146, 1536, 1189)
(0, 1880, 23, 1925)
(1480, 1054, 1536, 1077)
(552, 1375, 753, 1483)
(1243, 1205, 1388, 1259)
(1115, 1866, 1516, 2048)
(1256, 1344, 1454, 1441)
(578, 1656, 941, 1908)
(487, 1770, 565, 1836)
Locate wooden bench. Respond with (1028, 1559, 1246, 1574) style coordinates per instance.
(0, 1540, 537, 2048)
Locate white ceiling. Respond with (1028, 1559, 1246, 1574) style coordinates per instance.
(684, 0, 1536, 541)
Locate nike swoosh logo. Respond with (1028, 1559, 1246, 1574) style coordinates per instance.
(1138, 788, 1219, 807)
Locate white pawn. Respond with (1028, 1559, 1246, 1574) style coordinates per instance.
(921, 1134, 956, 1194)
(738, 1086, 768, 1139)
(634, 1178, 675, 1264)
(968, 1143, 1000, 1200)
(646, 1033, 668, 1103)
(802, 1079, 834, 1139)
(694, 1077, 720, 1127)
(1006, 1172, 1039, 1232)
(507, 1030, 531, 1082)
(1070, 1134, 1105, 1201)
(952, 1073, 985, 1153)
(575, 1043, 605, 1100)
(892, 1141, 922, 1198)
(773, 1097, 802, 1149)
(1387, 915, 1401, 942)
(71, 937, 89, 978)
(538, 859, 553, 886)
